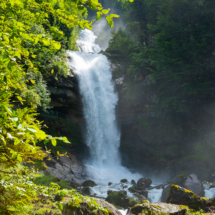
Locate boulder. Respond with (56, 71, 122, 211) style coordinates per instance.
(105, 191, 139, 208)
(81, 186, 91, 195)
(95, 199, 122, 215)
(128, 186, 136, 193)
(45, 152, 85, 184)
(161, 174, 187, 202)
(120, 179, 128, 183)
(137, 178, 152, 189)
(82, 180, 97, 187)
(127, 202, 188, 215)
(62, 197, 122, 215)
(108, 182, 113, 186)
(166, 184, 206, 210)
(162, 174, 204, 202)
(184, 174, 205, 197)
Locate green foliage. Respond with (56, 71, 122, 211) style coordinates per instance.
(128, 198, 140, 207)
(0, 0, 118, 213)
(33, 173, 73, 190)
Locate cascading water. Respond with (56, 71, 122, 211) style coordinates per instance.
(67, 29, 141, 185)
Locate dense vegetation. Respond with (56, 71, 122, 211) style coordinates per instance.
(106, 0, 215, 178)
(0, 0, 125, 214)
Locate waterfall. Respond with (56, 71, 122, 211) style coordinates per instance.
(67, 29, 141, 184)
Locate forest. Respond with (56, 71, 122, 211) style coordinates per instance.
(1, 0, 215, 214)
(106, 0, 215, 180)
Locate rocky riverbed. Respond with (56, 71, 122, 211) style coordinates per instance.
(40, 152, 215, 214)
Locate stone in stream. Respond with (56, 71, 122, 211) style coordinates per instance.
(128, 186, 136, 193)
(106, 191, 140, 209)
(120, 179, 128, 183)
(81, 179, 97, 187)
(136, 177, 152, 189)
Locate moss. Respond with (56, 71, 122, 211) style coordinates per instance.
(128, 185, 136, 193)
(120, 179, 128, 183)
(129, 198, 141, 207)
(33, 173, 73, 189)
(106, 191, 126, 205)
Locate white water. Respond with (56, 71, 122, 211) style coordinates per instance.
(67, 29, 141, 185)
(204, 184, 215, 198)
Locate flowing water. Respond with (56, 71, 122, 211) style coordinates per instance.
(66, 29, 215, 215)
(67, 29, 141, 185)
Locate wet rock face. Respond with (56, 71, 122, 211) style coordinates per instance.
(47, 75, 83, 122)
(166, 185, 206, 210)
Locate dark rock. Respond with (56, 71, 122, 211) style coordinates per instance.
(81, 186, 91, 195)
(137, 178, 152, 189)
(120, 179, 128, 183)
(70, 181, 80, 189)
(106, 191, 128, 208)
(54, 194, 62, 201)
(108, 182, 112, 186)
(128, 186, 136, 193)
(133, 193, 148, 201)
(131, 180, 136, 186)
(184, 174, 205, 197)
(107, 190, 113, 195)
(81, 179, 97, 187)
(135, 189, 148, 197)
(166, 184, 206, 210)
(209, 184, 215, 189)
(127, 202, 188, 215)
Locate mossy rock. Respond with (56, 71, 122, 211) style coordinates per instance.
(161, 174, 186, 202)
(106, 191, 127, 208)
(81, 186, 91, 195)
(120, 179, 128, 183)
(128, 198, 141, 207)
(133, 193, 148, 201)
(166, 184, 206, 211)
(108, 182, 112, 186)
(137, 177, 152, 189)
(128, 202, 188, 215)
(82, 180, 97, 187)
(128, 185, 136, 193)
